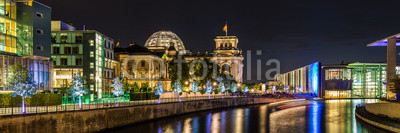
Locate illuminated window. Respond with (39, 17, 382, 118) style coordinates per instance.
(60, 33, 67, 43)
(51, 33, 56, 43)
(90, 51, 94, 57)
(90, 73, 94, 79)
(89, 40, 94, 46)
(90, 62, 94, 68)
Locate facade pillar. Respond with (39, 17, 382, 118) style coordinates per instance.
(387, 37, 397, 99)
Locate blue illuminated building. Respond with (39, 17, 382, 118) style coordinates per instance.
(274, 62, 396, 99)
(274, 62, 322, 97)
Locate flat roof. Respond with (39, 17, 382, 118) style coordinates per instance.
(367, 33, 400, 46)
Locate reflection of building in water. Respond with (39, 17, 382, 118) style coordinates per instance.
(274, 62, 399, 99)
(115, 31, 244, 90)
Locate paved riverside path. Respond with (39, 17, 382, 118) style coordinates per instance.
(0, 95, 234, 116)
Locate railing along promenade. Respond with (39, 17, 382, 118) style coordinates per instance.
(0, 95, 255, 116)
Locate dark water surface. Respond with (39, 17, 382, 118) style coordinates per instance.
(109, 99, 388, 133)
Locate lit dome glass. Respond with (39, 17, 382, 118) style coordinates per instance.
(144, 31, 185, 52)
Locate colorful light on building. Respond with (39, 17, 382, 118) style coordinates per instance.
(308, 62, 320, 95)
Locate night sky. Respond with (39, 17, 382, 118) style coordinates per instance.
(37, 0, 400, 83)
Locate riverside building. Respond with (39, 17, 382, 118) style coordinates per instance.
(274, 62, 398, 99)
(51, 21, 116, 100)
(115, 31, 244, 91)
(0, 0, 53, 92)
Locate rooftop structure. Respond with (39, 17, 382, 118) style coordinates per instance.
(145, 31, 185, 53)
(367, 33, 399, 99)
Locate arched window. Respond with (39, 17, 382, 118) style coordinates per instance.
(222, 64, 230, 74)
(220, 43, 223, 47)
(225, 43, 228, 47)
(229, 43, 232, 47)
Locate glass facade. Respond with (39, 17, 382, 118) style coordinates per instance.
(275, 62, 392, 99)
(322, 63, 388, 99)
(348, 63, 386, 98)
(0, 0, 18, 55)
(0, 55, 52, 91)
(52, 68, 82, 88)
(274, 62, 321, 94)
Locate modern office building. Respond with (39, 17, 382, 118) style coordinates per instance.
(273, 62, 321, 96)
(0, 0, 53, 92)
(274, 62, 395, 99)
(51, 21, 115, 99)
(321, 63, 388, 99)
(367, 33, 400, 99)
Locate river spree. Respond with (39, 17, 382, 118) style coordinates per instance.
(110, 99, 386, 133)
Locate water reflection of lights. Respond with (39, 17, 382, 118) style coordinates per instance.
(270, 106, 306, 133)
(206, 113, 212, 133)
(192, 117, 199, 133)
(175, 121, 182, 133)
(235, 109, 244, 133)
(211, 113, 220, 133)
(244, 108, 250, 132)
(259, 105, 268, 133)
(220, 111, 226, 132)
(309, 101, 321, 133)
(114, 99, 385, 133)
(182, 118, 192, 133)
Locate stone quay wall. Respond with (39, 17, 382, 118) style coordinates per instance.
(0, 97, 291, 133)
(366, 102, 400, 118)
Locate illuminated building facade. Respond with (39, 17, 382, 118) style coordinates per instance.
(366, 33, 400, 99)
(274, 62, 396, 99)
(115, 31, 244, 91)
(322, 63, 388, 99)
(274, 62, 322, 96)
(51, 21, 115, 99)
(114, 44, 169, 90)
(144, 31, 244, 83)
(0, 0, 53, 92)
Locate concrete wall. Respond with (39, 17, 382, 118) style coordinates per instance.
(0, 97, 290, 133)
(365, 102, 400, 118)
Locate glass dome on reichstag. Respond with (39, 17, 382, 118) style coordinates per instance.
(144, 31, 185, 52)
